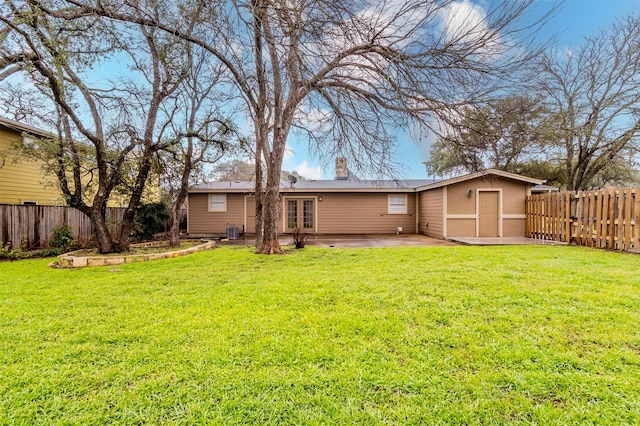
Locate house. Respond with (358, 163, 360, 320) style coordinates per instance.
(0, 116, 160, 207)
(416, 170, 543, 239)
(0, 116, 65, 205)
(187, 160, 544, 240)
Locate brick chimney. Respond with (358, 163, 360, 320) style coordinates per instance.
(335, 157, 348, 180)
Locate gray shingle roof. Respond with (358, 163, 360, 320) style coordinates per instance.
(189, 178, 436, 193)
(188, 169, 544, 194)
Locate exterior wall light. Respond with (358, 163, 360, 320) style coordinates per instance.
(468, 189, 474, 197)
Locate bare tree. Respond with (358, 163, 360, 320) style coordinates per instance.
(155, 44, 239, 247)
(0, 1, 221, 252)
(7, 0, 554, 253)
(533, 13, 640, 190)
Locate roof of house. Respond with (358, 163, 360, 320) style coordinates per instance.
(189, 169, 545, 194)
(0, 116, 54, 138)
(189, 178, 434, 193)
(415, 169, 544, 191)
(531, 184, 559, 193)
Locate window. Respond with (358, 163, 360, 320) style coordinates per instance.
(388, 195, 407, 214)
(208, 194, 227, 212)
(287, 199, 298, 228)
(303, 199, 314, 229)
(22, 201, 38, 206)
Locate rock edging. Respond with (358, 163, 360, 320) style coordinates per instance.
(56, 240, 216, 268)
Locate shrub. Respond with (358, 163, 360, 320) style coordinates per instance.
(134, 202, 170, 241)
(40, 247, 63, 257)
(291, 228, 308, 249)
(50, 225, 74, 249)
(0, 243, 29, 260)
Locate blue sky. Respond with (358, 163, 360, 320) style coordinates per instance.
(283, 0, 640, 180)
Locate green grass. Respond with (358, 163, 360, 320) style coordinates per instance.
(1, 245, 639, 424)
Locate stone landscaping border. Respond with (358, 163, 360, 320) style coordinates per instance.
(56, 240, 216, 268)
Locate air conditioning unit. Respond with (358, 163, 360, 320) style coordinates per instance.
(226, 226, 239, 239)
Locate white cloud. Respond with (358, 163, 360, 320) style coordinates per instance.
(439, 0, 505, 58)
(292, 161, 323, 180)
(281, 144, 323, 179)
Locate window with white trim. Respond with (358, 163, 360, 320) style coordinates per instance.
(388, 194, 407, 214)
(208, 194, 227, 212)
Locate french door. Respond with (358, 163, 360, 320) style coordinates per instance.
(286, 198, 315, 232)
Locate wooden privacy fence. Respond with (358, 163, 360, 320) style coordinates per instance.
(0, 205, 125, 249)
(526, 188, 640, 251)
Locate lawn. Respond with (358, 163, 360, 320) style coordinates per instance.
(1, 245, 639, 424)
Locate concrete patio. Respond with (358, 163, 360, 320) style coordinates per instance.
(213, 234, 566, 248)
(446, 236, 568, 246)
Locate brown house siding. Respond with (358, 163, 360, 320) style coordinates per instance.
(418, 188, 443, 238)
(311, 192, 416, 234)
(189, 191, 417, 235)
(188, 193, 246, 235)
(188, 172, 535, 238)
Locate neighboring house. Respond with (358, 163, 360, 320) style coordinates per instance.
(188, 160, 544, 240)
(0, 116, 65, 206)
(531, 184, 559, 193)
(0, 116, 160, 207)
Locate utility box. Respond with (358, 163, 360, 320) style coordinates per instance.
(226, 226, 239, 239)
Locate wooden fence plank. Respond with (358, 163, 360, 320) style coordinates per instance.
(525, 187, 640, 253)
(577, 192, 584, 246)
(635, 189, 640, 250)
(568, 191, 575, 244)
(595, 190, 603, 248)
(0, 205, 126, 248)
(624, 189, 632, 250)
(607, 189, 616, 250)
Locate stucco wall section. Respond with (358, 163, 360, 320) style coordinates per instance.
(503, 218, 526, 237)
(444, 176, 529, 238)
(446, 176, 527, 215)
(418, 188, 443, 238)
(446, 218, 476, 237)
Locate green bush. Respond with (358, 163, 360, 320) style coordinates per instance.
(134, 202, 170, 241)
(40, 247, 63, 257)
(50, 225, 74, 249)
(0, 243, 29, 260)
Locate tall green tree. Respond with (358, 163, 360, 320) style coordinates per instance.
(533, 13, 640, 190)
(425, 95, 561, 181)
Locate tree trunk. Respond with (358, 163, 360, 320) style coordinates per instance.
(259, 147, 284, 254)
(168, 192, 186, 247)
(260, 183, 282, 254)
(255, 144, 264, 251)
(114, 149, 155, 252)
(168, 150, 192, 247)
(91, 206, 116, 254)
(168, 203, 182, 247)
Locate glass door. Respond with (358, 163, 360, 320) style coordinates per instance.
(286, 198, 314, 231)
